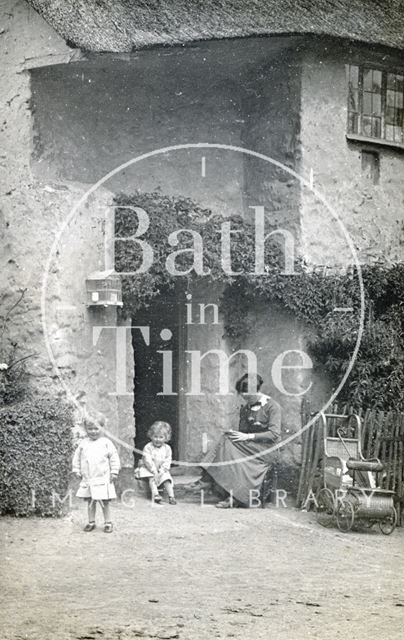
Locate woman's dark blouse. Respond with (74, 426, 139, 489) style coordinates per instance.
(239, 396, 282, 442)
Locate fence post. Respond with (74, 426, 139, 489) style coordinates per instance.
(296, 400, 311, 508)
(397, 415, 404, 526)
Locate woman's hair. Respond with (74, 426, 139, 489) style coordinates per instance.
(235, 373, 264, 394)
(147, 421, 172, 441)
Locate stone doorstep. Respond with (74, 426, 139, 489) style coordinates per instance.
(120, 473, 219, 504)
(116, 472, 296, 506)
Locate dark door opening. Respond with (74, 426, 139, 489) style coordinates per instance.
(132, 292, 183, 465)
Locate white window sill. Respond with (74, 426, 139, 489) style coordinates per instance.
(346, 133, 404, 152)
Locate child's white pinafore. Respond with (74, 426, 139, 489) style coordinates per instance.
(73, 436, 120, 500)
(135, 442, 173, 486)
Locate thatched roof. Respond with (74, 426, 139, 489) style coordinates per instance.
(27, 0, 404, 53)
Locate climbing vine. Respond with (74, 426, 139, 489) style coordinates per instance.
(115, 191, 404, 412)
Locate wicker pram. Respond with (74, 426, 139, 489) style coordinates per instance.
(315, 413, 397, 534)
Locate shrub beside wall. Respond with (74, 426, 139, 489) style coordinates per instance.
(0, 395, 74, 516)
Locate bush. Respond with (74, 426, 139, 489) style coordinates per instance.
(0, 394, 74, 516)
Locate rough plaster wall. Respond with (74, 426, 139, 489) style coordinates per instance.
(237, 304, 332, 465)
(43, 188, 135, 465)
(29, 38, 302, 223)
(241, 49, 302, 238)
(299, 47, 404, 266)
(29, 49, 249, 217)
(0, 0, 134, 464)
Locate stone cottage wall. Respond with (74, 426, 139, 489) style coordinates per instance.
(26, 33, 311, 466)
(299, 40, 404, 266)
(0, 0, 135, 464)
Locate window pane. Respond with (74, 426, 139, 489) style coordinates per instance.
(386, 124, 395, 140)
(363, 92, 372, 114)
(396, 75, 404, 92)
(388, 73, 404, 91)
(387, 73, 396, 89)
(372, 70, 382, 93)
(386, 106, 402, 126)
(386, 107, 397, 124)
(363, 69, 373, 90)
(372, 117, 381, 138)
(386, 89, 396, 107)
(394, 125, 403, 142)
(386, 106, 395, 124)
(396, 92, 403, 108)
(362, 115, 372, 136)
(372, 93, 381, 114)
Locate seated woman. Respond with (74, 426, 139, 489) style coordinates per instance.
(200, 373, 281, 508)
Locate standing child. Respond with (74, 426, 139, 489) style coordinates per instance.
(135, 421, 176, 504)
(72, 415, 120, 532)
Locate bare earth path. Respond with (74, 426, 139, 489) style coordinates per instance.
(1, 499, 403, 639)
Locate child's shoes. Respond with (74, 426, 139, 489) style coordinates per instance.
(153, 495, 163, 504)
(83, 522, 96, 532)
(168, 497, 177, 505)
(104, 522, 113, 533)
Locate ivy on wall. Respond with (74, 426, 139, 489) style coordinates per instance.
(115, 191, 290, 314)
(115, 191, 404, 412)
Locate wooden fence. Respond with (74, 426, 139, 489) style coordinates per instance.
(296, 401, 404, 525)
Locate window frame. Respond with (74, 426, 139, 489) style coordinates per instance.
(346, 63, 404, 151)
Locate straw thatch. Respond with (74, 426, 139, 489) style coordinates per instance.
(27, 0, 404, 53)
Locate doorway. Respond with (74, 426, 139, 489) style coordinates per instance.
(132, 290, 185, 464)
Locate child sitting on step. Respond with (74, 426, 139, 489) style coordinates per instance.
(135, 421, 176, 505)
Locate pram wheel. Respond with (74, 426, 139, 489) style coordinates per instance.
(315, 488, 335, 527)
(336, 498, 354, 532)
(379, 506, 397, 535)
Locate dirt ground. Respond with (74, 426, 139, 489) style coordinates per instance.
(1, 497, 404, 640)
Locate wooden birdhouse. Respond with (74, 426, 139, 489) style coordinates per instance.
(85, 270, 123, 307)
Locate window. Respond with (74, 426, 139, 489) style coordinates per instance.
(348, 65, 404, 146)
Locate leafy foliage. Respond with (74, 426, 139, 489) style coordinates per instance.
(0, 292, 74, 517)
(0, 291, 32, 405)
(114, 191, 286, 316)
(0, 343, 33, 405)
(0, 394, 74, 516)
(309, 266, 404, 411)
(115, 191, 404, 413)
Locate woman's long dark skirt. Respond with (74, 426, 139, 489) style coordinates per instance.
(201, 434, 277, 506)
